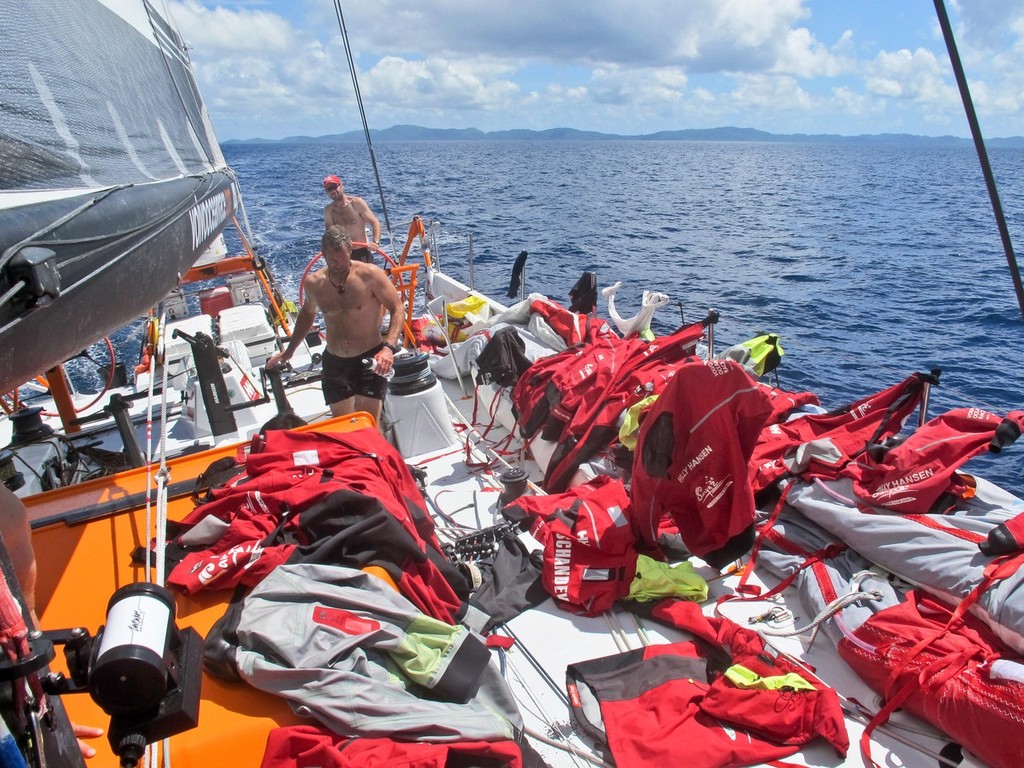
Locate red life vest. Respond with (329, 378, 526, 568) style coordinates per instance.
(168, 465, 336, 593)
(246, 427, 441, 547)
(631, 359, 774, 568)
(167, 427, 466, 623)
(759, 383, 820, 423)
(509, 342, 577, 439)
(528, 296, 615, 347)
(501, 476, 636, 616)
(843, 408, 1024, 513)
(749, 372, 930, 495)
(260, 724, 537, 767)
(542, 322, 706, 493)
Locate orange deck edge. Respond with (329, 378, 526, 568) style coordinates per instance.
(28, 413, 375, 767)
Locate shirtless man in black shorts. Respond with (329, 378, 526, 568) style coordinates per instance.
(266, 226, 403, 424)
(323, 174, 381, 263)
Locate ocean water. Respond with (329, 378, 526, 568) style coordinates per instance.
(221, 139, 1024, 494)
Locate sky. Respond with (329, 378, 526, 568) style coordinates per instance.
(162, 0, 1024, 141)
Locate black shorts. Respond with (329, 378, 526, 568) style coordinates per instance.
(351, 246, 373, 264)
(321, 345, 387, 404)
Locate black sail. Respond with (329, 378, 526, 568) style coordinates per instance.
(0, 0, 237, 392)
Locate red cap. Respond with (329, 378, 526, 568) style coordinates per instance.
(323, 175, 341, 189)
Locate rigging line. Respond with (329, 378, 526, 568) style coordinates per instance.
(500, 656, 588, 768)
(332, 0, 396, 259)
(144, 0, 221, 171)
(496, 624, 572, 709)
(523, 726, 613, 768)
(933, 0, 1024, 322)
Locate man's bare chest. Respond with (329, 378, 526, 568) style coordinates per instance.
(329, 201, 360, 225)
(313, 276, 370, 313)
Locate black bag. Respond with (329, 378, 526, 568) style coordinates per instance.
(475, 326, 532, 388)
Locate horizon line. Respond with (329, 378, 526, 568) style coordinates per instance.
(221, 123, 1024, 146)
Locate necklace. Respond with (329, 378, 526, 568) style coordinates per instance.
(327, 268, 349, 293)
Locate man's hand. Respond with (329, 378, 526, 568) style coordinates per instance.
(73, 722, 104, 759)
(265, 351, 288, 370)
(374, 346, 396, 376)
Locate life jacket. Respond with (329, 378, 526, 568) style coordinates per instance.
(540, 335, 639, 442)
(566, 598, 848, 768)
(540, 321, 707, 493)
(528, 296, 614, 347)
(842, 408, 1024, 513)
(167, 427, 466, 623)
(260, 725, 544, 768)
(759, 383, 821, 424)
(838, 588, 1024, 768)
(510, 343, 587, 439)
(718, 333, 784, 377)
(247, 426, 442, 548)
(749, 371, 933, 496)
(501, 475, 636, 616)
(631, 359, 774, 568)
(167, 465, 338, 593)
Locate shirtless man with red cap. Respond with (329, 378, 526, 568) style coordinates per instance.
(322, 174, 381, 263)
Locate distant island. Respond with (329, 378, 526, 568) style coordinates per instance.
(223, 124, 1024, 148)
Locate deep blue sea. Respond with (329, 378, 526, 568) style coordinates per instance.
(220, 139, 1024, 494)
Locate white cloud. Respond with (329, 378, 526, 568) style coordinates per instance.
(773, 27, 853, 78)
(588, 67, 688, 106)
(170, 0, 296, 53)
(167, 0, 1023, 138)
(864, 48, 958, 107)
(363, 56, 521, 111)
(729, 74, 812, 111)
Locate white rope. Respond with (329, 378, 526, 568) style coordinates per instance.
(143, 311, 163, 583)
(142, 307, 174, 768)
(755, 588, 883, 644)
(154, 312, 172, 587)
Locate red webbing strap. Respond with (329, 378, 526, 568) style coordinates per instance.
(409, 446, 464, 466)
(0, 569, 26, 645)
(855, 502, 986, 545)
(470, 383, 497, 439)
(465, 384, 518, 458)
(0, 567, 32, 727)
(736, 484, 792, 596)
(720, 483, 846, 611)
(463, 432, 497, 471)
(718, 542, 846, 612)
(858, 553, 1024, 768)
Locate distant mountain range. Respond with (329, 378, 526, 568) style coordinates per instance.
(223, 124, 1024, 148)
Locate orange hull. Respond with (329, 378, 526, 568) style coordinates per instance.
(28, 413, 375, 767)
